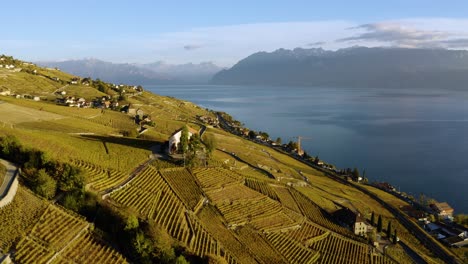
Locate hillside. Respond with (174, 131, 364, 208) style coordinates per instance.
(0, 55, 463, 263)
(211, 47, 468, 89)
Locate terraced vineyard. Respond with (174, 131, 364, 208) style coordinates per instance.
(285, 221, 328, 244)
(192, 167, 243, 190)
(14, 237, 54, 264)
(309, 233, 373, 264)
(0, 187, 48, 250)
(6, 195, 128, 264)
(29, 205, 88, 251)
(236, 226, 287, 264)
(272, 185, 302, 213)
(110, 166, 191, 242)
(290, 188, 355, 237)
(158, 168, 204, 210)
(83, 110, 137, 131)
(265, 232, 321, 264)
(57, 233, 127, 264)
(150, 159, 181, 170)
(72, 159, 128, 192)
(195, 206, 257, 264)
(244, 177, 279, 200)
(207, 184, 264, 203)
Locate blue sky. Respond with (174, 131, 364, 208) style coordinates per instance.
(3, 1, 468, 66)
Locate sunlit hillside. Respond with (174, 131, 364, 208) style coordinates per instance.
(0, 57, 461, 263)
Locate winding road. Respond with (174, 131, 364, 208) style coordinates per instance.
(0, 159, 18, 199)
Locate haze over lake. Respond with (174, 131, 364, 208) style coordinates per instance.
(148, 84, 468, 214)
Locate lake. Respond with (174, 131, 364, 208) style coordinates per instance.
(147, 84, 468, 214)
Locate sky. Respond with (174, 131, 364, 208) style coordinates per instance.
(2, 1, 468, 66)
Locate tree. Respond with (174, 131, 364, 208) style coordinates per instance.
(386, 221, 392, 238)
(132, 230, 153, 262)
(352, 167, 360, 179)
(314, 156, 320, 164)
(55, 163, 85, 192)
(125, 214, 139, 231)
(248, 130, 256, 139)
(286, 141, 298, 151)
(258, 131, 269, 140)
(276, 137, 282, 144)
(33, 169, 56, 199)
(179, 126, 189, 153)
(62, 192, 82, 212)
(393, 229, 398, 244)
(377, 215, 383, 233)
(175, 255, 189, 264)
(147, 223, 176, 263)
(204, 134, 217, 155)
(368, 228, 377, 244)
(370, 211, 375, 226)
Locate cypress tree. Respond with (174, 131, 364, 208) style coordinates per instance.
(386, 221, 392, 238)
(370, 212, 375, 226)
(393, 230, 398, 244)
(377, 215, 383, 233)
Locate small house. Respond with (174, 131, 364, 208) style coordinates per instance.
(333, 208, 369, 236)
(168, 126, 199, 154)
(430, 202, 454, 217)
(0, 88, 10, 96)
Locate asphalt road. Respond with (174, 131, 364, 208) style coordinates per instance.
(0, 159, 18, 199)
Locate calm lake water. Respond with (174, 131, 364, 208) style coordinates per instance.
(147, 84, 468, 214)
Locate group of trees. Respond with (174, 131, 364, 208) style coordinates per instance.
(178, 126, 217, 168)
(454, 214, 468, 227)
(94, 203, 191, 264)
(370, 212, 398, 244)
(0, 135, 85, 202)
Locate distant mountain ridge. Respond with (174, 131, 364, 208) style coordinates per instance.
(38, 59, 223, 85)
(211, 47, 468, 89)
(137, 61, 222, 83)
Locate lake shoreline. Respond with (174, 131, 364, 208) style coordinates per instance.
(147, 84, 468, 214)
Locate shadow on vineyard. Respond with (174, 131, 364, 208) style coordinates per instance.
(79, 135, 159, 151)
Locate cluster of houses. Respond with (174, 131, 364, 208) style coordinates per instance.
(424, 219, 468, 248)
(197, 115, 219, 127)
(56, 96, 119, 109)
(0, 90, 41, 101)
(0, 64, 16, 69)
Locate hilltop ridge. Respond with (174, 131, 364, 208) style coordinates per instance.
(212, 47, 468, 89)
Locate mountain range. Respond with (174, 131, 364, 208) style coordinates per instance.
(211, 47, 468, 89)
(38, 59, 223, 85)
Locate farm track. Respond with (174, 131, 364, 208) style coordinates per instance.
(101, 143, 163, 198)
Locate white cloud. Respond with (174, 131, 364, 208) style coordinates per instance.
(339, 19, 468, 49)
(5, 18, 468, 66)
(141, 21, 354, 66)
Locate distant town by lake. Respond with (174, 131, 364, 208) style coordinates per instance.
(148, 84, 468, 214)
